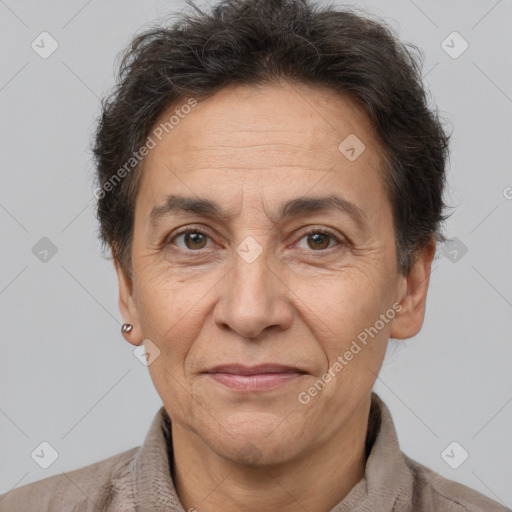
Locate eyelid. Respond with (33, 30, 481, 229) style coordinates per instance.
(292, 227, 346, 250)
(164, 224, 347, 253)
(164, 225, 214, 248)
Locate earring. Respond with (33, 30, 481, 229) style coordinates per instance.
(121, 323, 133, 334)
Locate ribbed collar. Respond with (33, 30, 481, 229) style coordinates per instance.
(131, 391, 413, 512)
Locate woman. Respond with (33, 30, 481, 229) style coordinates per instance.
(1, 0, 508, 510)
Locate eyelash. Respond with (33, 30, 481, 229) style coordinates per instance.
(165, 226, 346, 254)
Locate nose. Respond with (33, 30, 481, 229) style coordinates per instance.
(213, 244, 294, 339)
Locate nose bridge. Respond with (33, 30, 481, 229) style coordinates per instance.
(233, 238, 272, 296)
(231, 242, 274, 314)
(215, 238, 290, 338)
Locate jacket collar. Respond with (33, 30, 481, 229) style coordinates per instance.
(131, 405, 183, 512)
(331, 392, 414, 511)
(131, 392, 413, 512)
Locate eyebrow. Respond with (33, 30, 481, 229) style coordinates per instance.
(148, 193, 367, 231)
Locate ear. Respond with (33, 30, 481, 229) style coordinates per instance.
(390, 238, 436, 340)
(114, 259, 142, 346)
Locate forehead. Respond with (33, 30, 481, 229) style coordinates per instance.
(136, 81, 389, 226)
(152, 82, 380, 164)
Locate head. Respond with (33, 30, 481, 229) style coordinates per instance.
(93, 0, 450, 466)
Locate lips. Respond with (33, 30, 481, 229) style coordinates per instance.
(204, 364, 306, 375)
(203, 364, 307, 392)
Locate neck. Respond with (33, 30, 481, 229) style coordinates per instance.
(171, 395, 372, 512)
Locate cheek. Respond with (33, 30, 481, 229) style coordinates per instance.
(290, 269, 391, 361)
(134, 273, 208, 363)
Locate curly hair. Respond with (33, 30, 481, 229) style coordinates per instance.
(92, 0, 451, 278)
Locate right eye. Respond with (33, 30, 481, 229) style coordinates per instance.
(169, 229, 214, 251)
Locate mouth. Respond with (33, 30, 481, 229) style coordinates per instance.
(203, 364, 307, 392)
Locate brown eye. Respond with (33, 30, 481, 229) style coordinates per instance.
(173, 230, 211, 250)
(295, 231, 339, 251)
(306, 232, 332, 250)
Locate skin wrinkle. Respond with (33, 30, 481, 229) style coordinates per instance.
(115, 81, 435, 512)
(145, 158, 378, 248)
(146, 193, 369, 244)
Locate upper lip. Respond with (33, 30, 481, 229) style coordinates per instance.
(204, 364, 306, 375)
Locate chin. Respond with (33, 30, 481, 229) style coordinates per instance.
(202, 418, 305, 467)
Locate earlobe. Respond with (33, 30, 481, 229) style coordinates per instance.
(390, 239, 436, 340)
(114, 259, 143, 346)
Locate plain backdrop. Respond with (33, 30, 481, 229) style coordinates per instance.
(0, 0, 511, 507)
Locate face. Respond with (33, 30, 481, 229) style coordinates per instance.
(116, 81, 433, 466)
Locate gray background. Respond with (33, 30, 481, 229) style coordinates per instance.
(1, 0, 511, 507)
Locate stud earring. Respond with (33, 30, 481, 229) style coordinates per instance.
(121, 323, 133, 334)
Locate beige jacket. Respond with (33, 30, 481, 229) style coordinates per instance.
(0, 392, 509, 511)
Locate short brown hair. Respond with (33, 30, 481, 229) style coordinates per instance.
(92, 0, 451, 278)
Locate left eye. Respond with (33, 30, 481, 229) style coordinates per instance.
(295, 231, 340, 251)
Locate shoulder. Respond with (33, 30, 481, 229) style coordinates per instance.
(402, 452, 511, 512)
(0, 446, 139, 512)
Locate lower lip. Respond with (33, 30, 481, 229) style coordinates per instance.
(206, 372, 304, 391)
